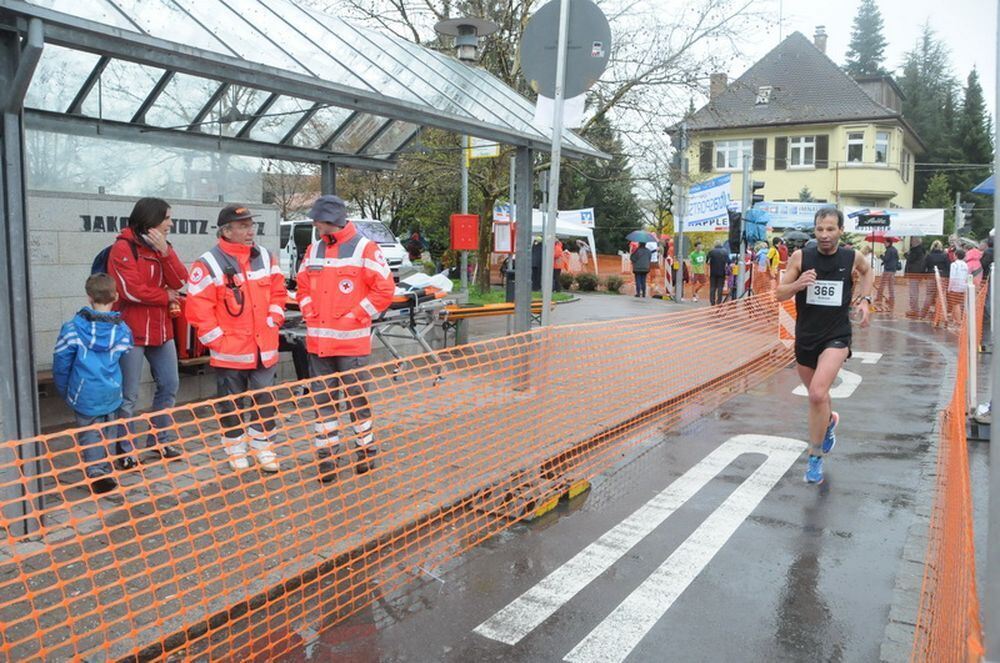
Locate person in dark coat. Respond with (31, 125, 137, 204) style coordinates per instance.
(707, 241, 731, 306)
(875, 239, 901, 307)
(904, 237, 927, 316)
(531, 238, 543, 290)
(921, 240, 951, 317)
(630, 242, 651, 298)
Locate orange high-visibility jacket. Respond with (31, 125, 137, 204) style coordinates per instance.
(185, 239, 287, 370)
(296, 222, 395, 357)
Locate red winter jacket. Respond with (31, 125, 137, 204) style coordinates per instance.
(108, 227, 188, 346)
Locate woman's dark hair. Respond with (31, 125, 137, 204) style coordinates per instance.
(128, 197, 171, 234)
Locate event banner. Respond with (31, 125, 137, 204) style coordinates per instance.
(683, 175, 731, 232)
(843, 207, 944, 235)
(756, 201, 829, 229)
(492, 203, 595, 228)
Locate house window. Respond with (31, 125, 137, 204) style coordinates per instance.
(875, 131, 890, 164)
(901, 149, 911, 183)
(715, 139, 753, 170)
(847, 131, 864, 163)
(788, 136, 815, 167)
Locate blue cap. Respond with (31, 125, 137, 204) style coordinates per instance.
(309, 195, 349, 226)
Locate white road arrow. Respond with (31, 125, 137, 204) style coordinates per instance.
(474, 435, 805, 660)
(792, 350, 881, 399)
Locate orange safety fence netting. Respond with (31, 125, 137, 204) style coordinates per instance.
(0, 293, 792, 661)
(910, 281, 986, 663)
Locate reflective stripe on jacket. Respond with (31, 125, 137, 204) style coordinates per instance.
(185, 239, 287, 370)
(296, 222, 395, 357)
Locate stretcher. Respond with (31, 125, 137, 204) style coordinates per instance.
(282, 287, 455, 380)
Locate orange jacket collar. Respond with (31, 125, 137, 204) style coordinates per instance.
(322, 221, 357, 245)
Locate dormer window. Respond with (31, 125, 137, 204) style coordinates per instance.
(755, 86, 772, 105)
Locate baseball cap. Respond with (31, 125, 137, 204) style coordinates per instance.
(309, 195, 349, 226)
(218, 204, 255, 227)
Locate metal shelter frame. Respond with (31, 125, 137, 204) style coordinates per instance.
(0, 0, 603, 535)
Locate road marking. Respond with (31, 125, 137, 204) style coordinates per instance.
(473, 435, 805, 650)
(564, 435, 804, 663)
(793, 351, 882, 398)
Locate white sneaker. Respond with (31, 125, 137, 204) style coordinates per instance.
(256, 449, 280, 473)
(229, 456, 250, 470)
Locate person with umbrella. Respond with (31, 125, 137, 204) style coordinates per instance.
(629, 239, 652, 298)
(875, 238, 900, 307)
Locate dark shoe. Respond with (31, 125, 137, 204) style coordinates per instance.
(115, 456, 139, 471)
(355, 448, 378, 475)
(318, 459, 338, 483)
(159, 445, 183, 459)
(91, 476, 118, 494)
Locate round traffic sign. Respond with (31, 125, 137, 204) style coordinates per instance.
(519, 0, 612, 99)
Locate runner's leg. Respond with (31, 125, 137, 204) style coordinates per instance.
(797, 348, 849, 456)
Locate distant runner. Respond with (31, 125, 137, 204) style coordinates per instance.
(776, 207, 874, 484)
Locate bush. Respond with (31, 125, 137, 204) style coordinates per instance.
(559, 271, 576, 290)
(576, 272, 599, 291)
(603, 275, 624, 293)
(420, 260, 437, 275)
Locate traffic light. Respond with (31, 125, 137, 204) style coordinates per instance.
(727, 209, 742, 252)
(960, 202, 975, 224)
(750, 180, 765, 206)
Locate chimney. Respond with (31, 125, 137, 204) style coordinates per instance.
(709, 73, 728, 101)
(814, 25, 828, 54)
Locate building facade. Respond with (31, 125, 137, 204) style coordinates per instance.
(678, 30, 925, 209)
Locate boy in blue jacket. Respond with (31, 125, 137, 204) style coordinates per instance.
(53, 274, 134, 494)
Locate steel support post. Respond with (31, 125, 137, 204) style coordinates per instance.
(514, 147, 534, 332)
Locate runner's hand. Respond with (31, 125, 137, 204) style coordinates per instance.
(796, 269, 817, 290)
(854, 302, 871, 328)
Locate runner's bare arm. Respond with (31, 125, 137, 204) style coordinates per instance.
(775, 250, 814, 302)
(854, 250, 875, 300)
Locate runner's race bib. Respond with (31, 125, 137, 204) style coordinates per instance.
(806, 280, 843, 306)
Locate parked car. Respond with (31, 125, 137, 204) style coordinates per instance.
(280, 218, 411, 282)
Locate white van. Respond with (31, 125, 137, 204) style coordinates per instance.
(279, 218, 411, 280)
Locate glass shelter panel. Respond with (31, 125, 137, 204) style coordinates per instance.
(107, 0, 235, 56)
(290, 105, 355, 149)
(24, 44, 100, 113)
(79, 60, 167, 122)
(328, 114, 388, 154)
(26, 0, 140, 31)
(249, 96, 315, 143)
(143, 73, 222, 129)
(363, 122, 419, 158)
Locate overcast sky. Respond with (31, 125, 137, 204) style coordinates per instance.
(736, 0, 997, 119)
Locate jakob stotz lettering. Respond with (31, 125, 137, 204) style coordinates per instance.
(81, 215, 266, 235)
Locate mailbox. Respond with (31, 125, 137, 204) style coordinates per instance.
(450, 213, 479, 251)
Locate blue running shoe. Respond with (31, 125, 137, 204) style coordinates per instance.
(822, 411, 839, 454)
(804, 455, 824, 484)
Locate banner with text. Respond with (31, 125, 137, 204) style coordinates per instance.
(683, 175, 731, 232)
(843, 207, 944, 235)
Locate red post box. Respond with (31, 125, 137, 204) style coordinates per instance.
(450, 213, 479, 251)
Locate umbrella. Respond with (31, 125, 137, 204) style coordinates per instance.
(973, 175, 995, 195)
(863, 232, 901, 243)
(782, 230, 810, 243)
(626, 230, 657, 244)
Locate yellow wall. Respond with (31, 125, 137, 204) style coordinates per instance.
(686, 121, 919, 208)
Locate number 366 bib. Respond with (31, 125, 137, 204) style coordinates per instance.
(806, 280, 843, 306)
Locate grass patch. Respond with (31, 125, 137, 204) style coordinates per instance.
(455, 283, 573, 306)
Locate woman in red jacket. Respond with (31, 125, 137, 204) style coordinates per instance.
(108, 197, 188, 465)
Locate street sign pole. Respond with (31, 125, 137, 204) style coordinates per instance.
(737, 154, 750, 298)
(540, 0, 570, 327)
(460, 135, 469, 292)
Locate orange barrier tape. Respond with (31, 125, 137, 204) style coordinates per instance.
(1, 292, 791, 661)
(910, 289, 985, 663)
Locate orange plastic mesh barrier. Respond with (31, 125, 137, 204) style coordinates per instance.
(910, 286, 985, 663)
(0, 292, 792, 661)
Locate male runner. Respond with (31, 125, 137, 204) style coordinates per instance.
(776, 207, 874, 484)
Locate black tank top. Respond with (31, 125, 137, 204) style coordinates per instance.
(794, 245, 854, 348)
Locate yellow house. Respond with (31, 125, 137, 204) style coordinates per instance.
(678, 30, 925, 210)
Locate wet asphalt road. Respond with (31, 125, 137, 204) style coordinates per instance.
(289, 320, 955, 663)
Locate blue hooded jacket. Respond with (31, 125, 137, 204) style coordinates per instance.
(52, 307, 133, 417)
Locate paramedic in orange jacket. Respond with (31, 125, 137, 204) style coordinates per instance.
(186, 204, 287, 473)
(297, 195, 394, 479)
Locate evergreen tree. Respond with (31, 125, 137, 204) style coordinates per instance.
(958, 68, 994, 236)
(559, 114, 643, 254)
(798, 186, 814, 202)
(898, 25, 958, 203)
(919, 172, 955, 236)
(844, 0, 888, 76)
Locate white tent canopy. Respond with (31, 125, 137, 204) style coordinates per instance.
(531, 210, 600, 275)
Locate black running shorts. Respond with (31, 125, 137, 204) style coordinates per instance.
(795, 336, 852, 370)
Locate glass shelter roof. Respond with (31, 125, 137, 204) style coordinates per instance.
(2, 0, 606, 171)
